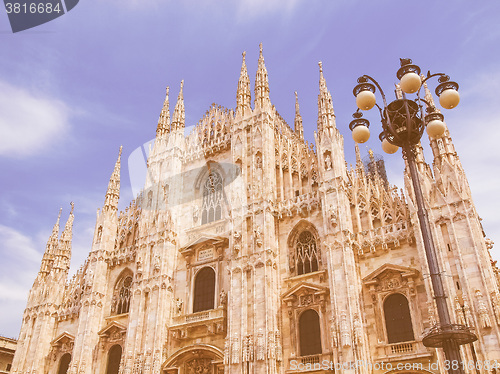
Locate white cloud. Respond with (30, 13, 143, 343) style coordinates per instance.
(0, 224, 42, 263)
(0, 80, 70, 158)
(0, 225, 41, 336)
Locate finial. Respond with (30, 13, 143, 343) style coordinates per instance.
(180, 80, 184, 90)
(295, 91, 298, 101)
(70, 201, 75, 214)
(259, 43, 263, 54)
(319, 61, 323, 73)
(57, 207, 62, 223)
(118, 145, 123, 158)
(242, 51, 246, 61)
(369, 149, 374, 160)
(166, 86, 169, 96)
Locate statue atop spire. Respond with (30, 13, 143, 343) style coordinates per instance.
(254, 43, 270, 110)
(236, 51, 251, 117)
(294, 91, 304, 139)
(104, 146, 122, 213)
(60, 202, 75, 243)
(156, 86, 171, 138)
(317, 61, 336, 132)
(172, 81, 185, 131)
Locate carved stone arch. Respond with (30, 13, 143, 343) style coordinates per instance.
(193, 264, 216, 277)
(162, 344, 224, 373)
(111, 268, 134, 315)
(287, 220, 320, 248)
(113, 268, 134, 288)
(194, 161, 227, 190)
(288, 220, 321, 276)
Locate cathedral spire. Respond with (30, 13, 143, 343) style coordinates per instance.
(39, 208, 62, 274)
(317, 61, 336, 132)
(355, 143, 364, 174)
(423, 81, 438, 110)
(236, 51, 251, 117)
(254, 43, 270, 110)
(156, 86, 170, 138)
(424, 81, 461, 170)
(104, 146, 122, 213)
(294, 91, 304, 139)
(51, 207, 62, 240)
(56, 202, 74, 271)
(171, 80, 185, 131)
(60, 202, 75, 243)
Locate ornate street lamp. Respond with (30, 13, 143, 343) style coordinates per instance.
(350, 58, 477, 374)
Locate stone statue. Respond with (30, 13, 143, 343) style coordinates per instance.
(325, 154, 332, 170)
(219, 289, 227, 306)
(175, 298, 183, 315)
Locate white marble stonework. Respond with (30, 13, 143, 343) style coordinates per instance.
(10, 46, 500, 374)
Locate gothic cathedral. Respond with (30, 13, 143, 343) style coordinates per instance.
(11, 45, 500, 374)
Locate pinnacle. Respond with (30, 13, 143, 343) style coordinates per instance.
(156, 86, 171, 137)
(254, 43, 270, 109)
(172, 80, 185, 130)
(104, 146, 122, 212)
(317, 60, 336, 131)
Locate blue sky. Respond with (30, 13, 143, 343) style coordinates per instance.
(1, 0, 500, 338)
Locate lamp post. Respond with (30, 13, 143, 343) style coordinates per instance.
(350, 58, 477, 374)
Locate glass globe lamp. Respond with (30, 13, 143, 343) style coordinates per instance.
(356, 90, 376, 111)
(426, 119, 446, 138)
(439, 89, 460, 109)
(381, 137, 399, 154)
(349, 113, 370, 144)
(352, 125, 370, 143)
(400, 72, 421, 94)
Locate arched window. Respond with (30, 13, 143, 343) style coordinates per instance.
(295, 231, 319, 275)
(384, 293, 414, 343)
(106, 345, 122, 374)
(201, 171, 223, 225)
(193, 267, 216, 313)
(299, 309, 322, 356)
(57, 353, 71, 374)
(112, 275, 133, 315)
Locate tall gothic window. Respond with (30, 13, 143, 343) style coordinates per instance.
(299, 309, 322, 356)
(112, 275, 133, 315)
(106, 345, 122, 374)
(295, 231, 319, 275)
(193, 267, 216, 313)
(384, 293, 415, 343)
(57, 353, 71, 374)
(201, 171, 223, 225)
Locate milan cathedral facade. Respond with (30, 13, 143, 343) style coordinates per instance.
(11, 45, 500, 374)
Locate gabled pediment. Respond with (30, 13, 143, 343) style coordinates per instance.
(98, 321, 127, 338)
(281, 281, 328, 302)
(179, 235, 228, 255)
(363, 263, 419, 286)
(51, 332, 75, 347)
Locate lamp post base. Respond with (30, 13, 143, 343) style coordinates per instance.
(422, 324, 477, 348)
(423, 324, 477, 374)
